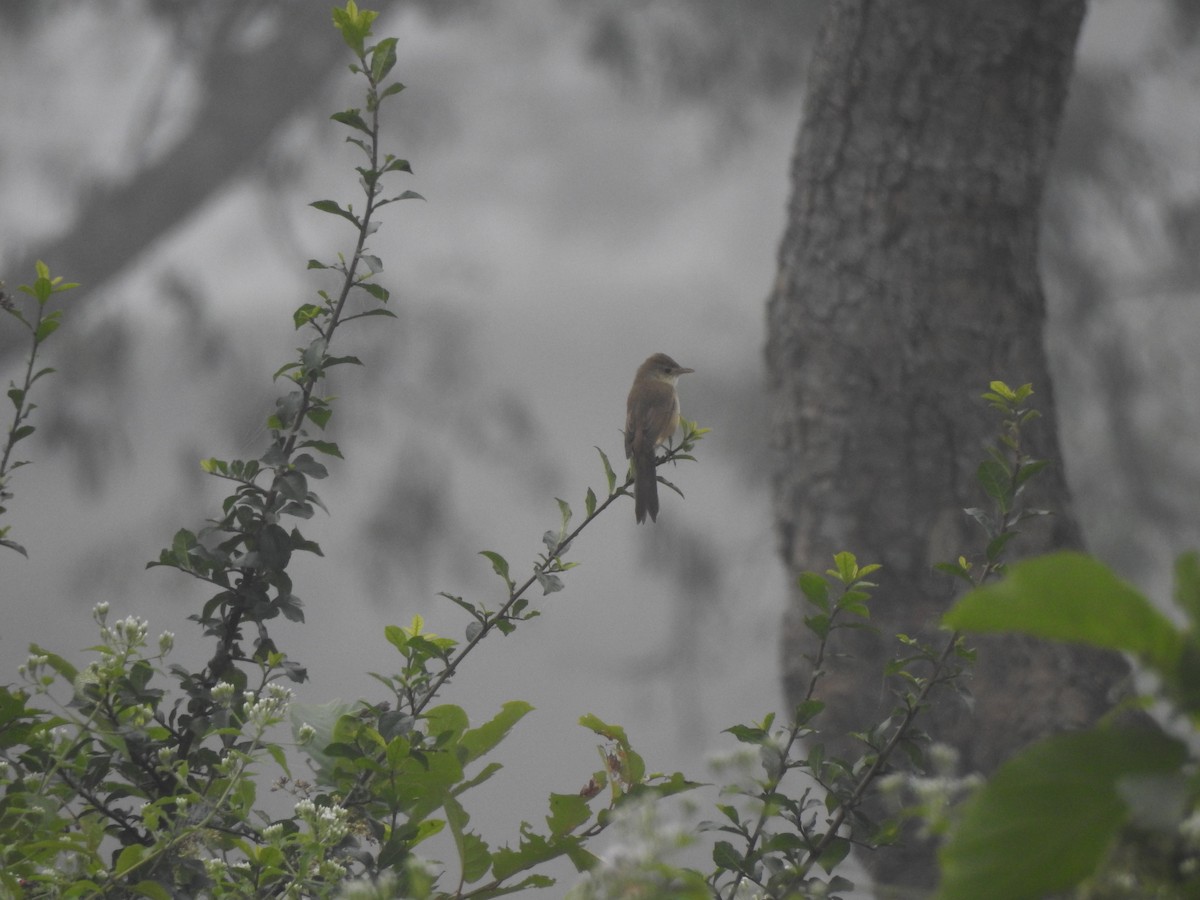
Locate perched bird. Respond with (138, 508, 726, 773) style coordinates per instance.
(625, 353, 694, 523)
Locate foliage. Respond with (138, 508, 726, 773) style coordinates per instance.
(1, 6, 703, 897)
(937, 551, 1200, 899)
(0, 260, 79, 557)
(6, 5, 1179, 900)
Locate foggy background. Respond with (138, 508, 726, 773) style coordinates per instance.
(2, 0, 1199, 889)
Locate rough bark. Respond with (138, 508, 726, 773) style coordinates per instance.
(765, 0, 1130, 892)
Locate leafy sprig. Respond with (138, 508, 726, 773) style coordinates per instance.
(0, 260, 79, 556)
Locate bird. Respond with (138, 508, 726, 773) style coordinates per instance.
(625, 353, 694, 523)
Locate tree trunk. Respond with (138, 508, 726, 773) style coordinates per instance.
(765, 0, 1130, 892)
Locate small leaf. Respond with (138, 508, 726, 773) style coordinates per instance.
(358, 282, 390, 302)
(798, 572, 829, 608)
(595, 446, 617, 493)
(293, 303, 324, 329)
(1014, 458, 1050, 487)
(546, 792, 590, 837)
(461, 700, 534, 764)
(536, 571, 564, 595)
(985, 531, 1018, 562)
(309, 199, 360, 226)
(976, 459, 1010, 504)
(299, 439, 343, 459)
(331, 108, 370, 134)
(480, 551, 514, 590)
(370, 37, 398, 82)
(34, 315, 61, 342)
(712, 840, 749, 874)
(1, 537, 28, 557)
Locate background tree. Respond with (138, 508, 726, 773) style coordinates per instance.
(765, 0, 1131, 892)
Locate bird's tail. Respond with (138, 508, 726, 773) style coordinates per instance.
(634, 451, 659, 523)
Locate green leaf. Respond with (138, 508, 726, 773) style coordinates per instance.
(384, 623, 408, 652)
(943, 552, 1185, 677)
(797, 571, 829, 609)
(114, 843, 145, 875)
(30, 365, 56, 384)
(309, 199, 360, 226)
(293, 303, 324, 329)
(129, 881, 171, 900)
(724, 724, 767, 745)
(546, 792, 590, 837)
(307, 407, 332, 429)
(1, 537, 28, 557)
(937, 727, 1187, 900)
(1173, 551, 1200, 631)
(536, 571, 564, 595)
(298, 439, 344, 459)
(1014, 457, 1050, 487)
(984, 380, 1018, 402)
(491, 824, 571, 882)
(273, 361, 301, 381)
(331, 2, 376, 56)
(460, 700, 533, 764)
(331, 108, 370, 134)
(480, 550, 514, 590)
(445, 796, 492, 884)
(34, 313, 62, 342)
(976, 458, 1010, 504)
(425, 703, 469, 743)
(381, 81, 406, 100)
(595, 446, 617, 494)
(830, 551, 859, 583)
(370, 37, 398, 82)
(26, 644, 78, 682)
(712, 840, 749, 874)
(984, 531, 1018, 562)
(816, 835, 851, 874)
(292, 454, 329, 479)
(358, 282, 390, 302)
(578, 713, 629, 747)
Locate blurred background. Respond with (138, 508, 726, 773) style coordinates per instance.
(2, 0, 1199, 887)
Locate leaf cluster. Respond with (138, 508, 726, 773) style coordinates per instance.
(6, 5, 1137, 900)
(938, 552, 1200, 899)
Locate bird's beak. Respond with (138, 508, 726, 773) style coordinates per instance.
(678, 367, 695, 375)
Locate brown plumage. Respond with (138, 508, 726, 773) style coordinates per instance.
(625, 353, 694, 523)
